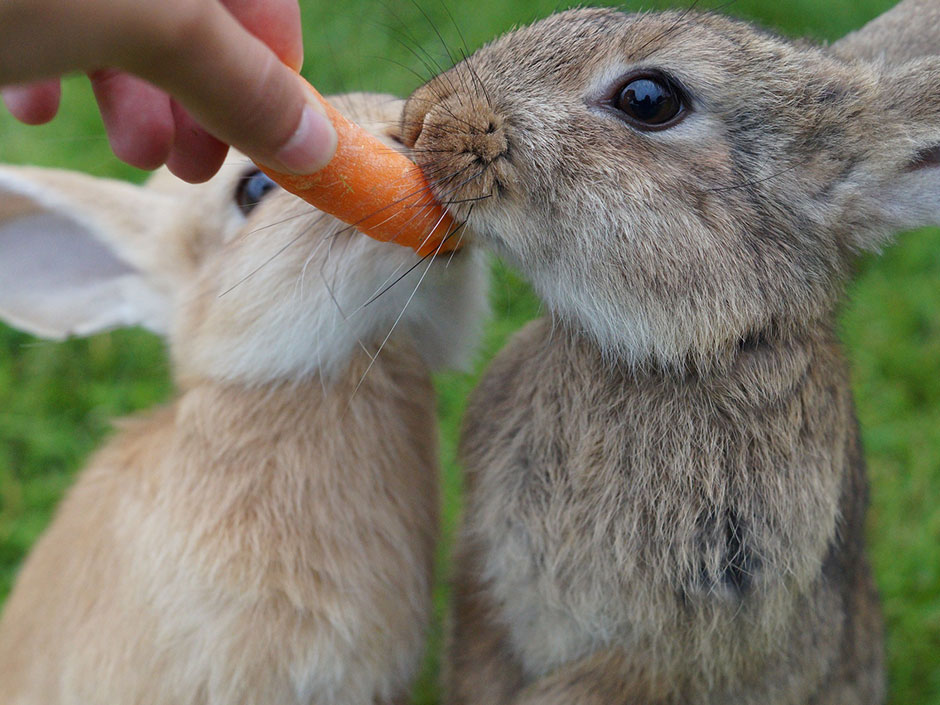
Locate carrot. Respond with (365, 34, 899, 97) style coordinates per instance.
(258, 84, 460, 258)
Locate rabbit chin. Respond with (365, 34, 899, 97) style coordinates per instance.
(529, 270, 787, 372)
(533, 283, 727, 371)
(169, 241, 490, 388)
(467, 230, 754, 373)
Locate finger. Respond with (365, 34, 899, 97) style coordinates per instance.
(1, 80, 61, 124)
(122, 2, 335, 175)
(90, 69, 175, 171)
(165, 101, 229, 183)
(221, 0, 304, 71)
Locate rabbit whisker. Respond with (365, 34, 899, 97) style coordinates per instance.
(381, 26, 446, 84)
(346, 223, 454, 409)
(441, 191, 494, 206)
(241, 210, 324, 240)
(375, 4, 450, 75)
(443, 204, 476, 267)
(361, 210, 469, 309)
(296, 229, 334, 298)
(705, 163, 800, 192)
(409, 0, 460, 69)
(218, 230, 307, 297)
(369, 54, 438, 88)
(360, 209, 466, 308)
(405, 92, 481, 133)
(458, 48, 494, 108)
(438, 0, 474, 67)
(441, 164, 491, 195)
(632, 0, 702, 61)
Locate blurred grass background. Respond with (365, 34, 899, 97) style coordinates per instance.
(0, 0, 938, 702)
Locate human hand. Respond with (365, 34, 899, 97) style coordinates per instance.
(0, 0, 337, 182)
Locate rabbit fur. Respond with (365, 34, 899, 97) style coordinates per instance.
(400, 2, 940, 703)
(0, 92, 488, 705)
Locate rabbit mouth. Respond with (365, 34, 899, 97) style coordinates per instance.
(433, 205, 511, 260)
(418, 152, 508, 219)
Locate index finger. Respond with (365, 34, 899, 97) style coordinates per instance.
(119, 0, 334, 174)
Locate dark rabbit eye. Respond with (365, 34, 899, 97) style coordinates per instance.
(614, 74, 685, 129)
(235, 169, 278, 215)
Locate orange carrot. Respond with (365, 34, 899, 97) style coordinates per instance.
(259, 84, 460, 258)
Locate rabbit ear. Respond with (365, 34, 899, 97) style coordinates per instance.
(0, 166, 178, 340)
(876, 146, 940, 234)
(859, 59, 940, 240)
(833, 0, 940, 65)
(836, 56, 940, 251)
(830, 0, 940, 244)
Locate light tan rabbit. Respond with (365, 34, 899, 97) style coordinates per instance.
(0, 92, 488, 705)
(400, 2, 939, 703)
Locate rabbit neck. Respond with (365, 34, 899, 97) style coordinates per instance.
(563, 311, 839, 383)
(118, 341, 439, 607)
(169, 342, 434, 449)
(525, 316, 845, 425)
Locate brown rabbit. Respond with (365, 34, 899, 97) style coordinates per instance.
(835, 0, 940, 64)
(0, 93, 488, 705)
(400, 2, 940, 703)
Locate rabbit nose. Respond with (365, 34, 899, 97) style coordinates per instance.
(403, 94, 509, 165)
(464, 119, 509, 165)
(403, 77, 511, 204)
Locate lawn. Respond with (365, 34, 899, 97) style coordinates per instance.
(1, 0, 938, 702)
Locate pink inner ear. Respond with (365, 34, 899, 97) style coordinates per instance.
(907, 145, 940, 171)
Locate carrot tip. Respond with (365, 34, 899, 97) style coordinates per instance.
(260, 84, 461, 257)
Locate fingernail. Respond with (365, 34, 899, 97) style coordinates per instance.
(274, 103, 337, 174)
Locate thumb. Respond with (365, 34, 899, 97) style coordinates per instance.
(122, 1, 336, 174)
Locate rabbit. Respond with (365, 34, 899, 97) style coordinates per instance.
(0, 92, 488, 705)
(398, 1, 940, 704)
(835, 0, 940, 64)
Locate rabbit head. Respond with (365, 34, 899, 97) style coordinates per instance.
(402, 7, 940, 369)
(0, 92, 488, 386)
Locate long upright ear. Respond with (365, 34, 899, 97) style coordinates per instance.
(0, 166, 178, 339)
(833, 0, 940, 65)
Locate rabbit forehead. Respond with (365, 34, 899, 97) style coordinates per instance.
(470, 7, 876, 142)
(472, 8, 797, 86)
(465, 8, 866, 159)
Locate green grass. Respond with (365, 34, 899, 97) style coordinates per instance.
(1, 0, 938, 702)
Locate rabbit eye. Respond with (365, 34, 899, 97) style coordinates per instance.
(613, 74, 685, 130)
(235, 170, 278, 215)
